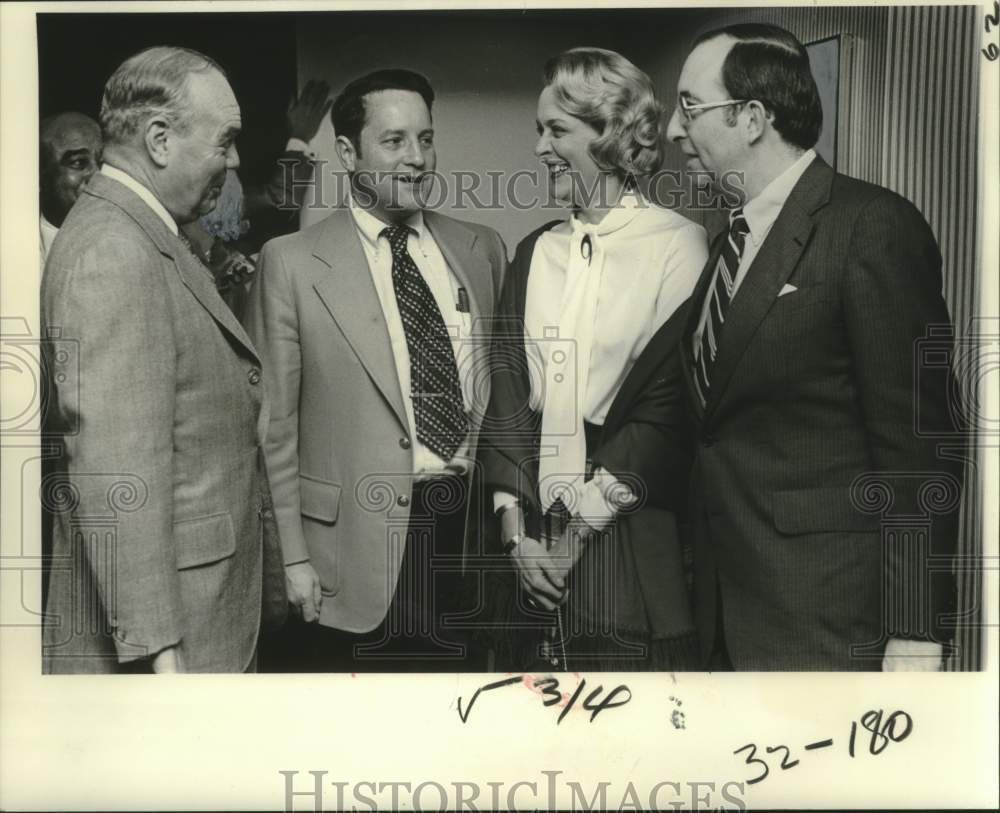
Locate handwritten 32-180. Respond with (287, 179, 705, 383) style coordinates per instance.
(734, 708, 915, 785)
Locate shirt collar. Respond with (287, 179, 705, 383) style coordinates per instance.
(742, 149, 817, 246)
(101, 163, 178, 235)
(40, 214, 58, 239)
(570, 190, 644, 238)
(348, 195, 425, 252)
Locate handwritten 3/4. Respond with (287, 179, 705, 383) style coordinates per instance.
(457, 675, 632, 724)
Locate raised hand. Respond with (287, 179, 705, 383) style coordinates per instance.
(286, 79, 333, 143)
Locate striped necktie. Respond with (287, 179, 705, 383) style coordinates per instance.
(383, 224, 468, 460)
(693, 207, 750, 407)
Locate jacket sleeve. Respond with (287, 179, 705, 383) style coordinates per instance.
(478, 232, 540, 511)
(841, 190, 962, 640)
(591, 303, 695, 515)
(243, 239, 310, 566)
(43, 234, 182, 663)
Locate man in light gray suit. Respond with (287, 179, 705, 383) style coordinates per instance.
(42, 46, 285, 673)
(246, 69, 506, 672)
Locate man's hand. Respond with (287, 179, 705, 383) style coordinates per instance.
(286, 79, 332, 144)
(151, 645, 185, 673)
(286, 561, 322, 622)
(511, 537, 568, 611)
(882, 638, 944, 671)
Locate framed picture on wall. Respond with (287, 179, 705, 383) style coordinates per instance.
(805, 34, 845, 168)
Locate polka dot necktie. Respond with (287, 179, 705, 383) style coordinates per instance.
(382, 224, 468, 460)
(693, 207, 750, 407)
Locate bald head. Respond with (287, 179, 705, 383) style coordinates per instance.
(40, 112, 102, 226)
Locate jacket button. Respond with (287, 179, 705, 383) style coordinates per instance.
(399, 437, 411, 450)
(397, 494, 410, 507)
(248, 367, 261, 385)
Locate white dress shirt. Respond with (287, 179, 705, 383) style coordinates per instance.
(497, 194, 708, 524)
(40, 215, 59, 271)
(693, 149, 817, 354)
(101, 163, 178, 236)
(348, 199, 474, 478)
(285, 137, 316, 159)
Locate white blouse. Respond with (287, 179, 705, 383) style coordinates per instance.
(524, 194, 708, 514)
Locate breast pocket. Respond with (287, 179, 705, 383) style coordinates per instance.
(770, 282, 837, 318)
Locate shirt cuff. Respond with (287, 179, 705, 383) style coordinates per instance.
(493, 490, 519, 514)
(574, 468, 628, 531)
(285, 137, 316, 158)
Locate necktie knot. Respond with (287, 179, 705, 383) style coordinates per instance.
(381, 224, 414, 257)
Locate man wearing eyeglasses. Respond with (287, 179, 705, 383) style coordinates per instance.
(666, 24, 960, 671)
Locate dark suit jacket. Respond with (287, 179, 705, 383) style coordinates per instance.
(683, 157, 961, 671)
(41, 171, 286, 673)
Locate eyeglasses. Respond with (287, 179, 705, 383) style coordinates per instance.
(677, 96, 750, 123)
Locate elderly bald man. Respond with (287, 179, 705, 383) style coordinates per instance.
(39, 112, 101, 269)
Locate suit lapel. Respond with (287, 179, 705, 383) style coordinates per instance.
(87, 173, 261, 364)
(310, 211, 408, 431)
(172, 242, 261, 363)
(424, 212, 495, 430)
(703, 158, 833, 421)
(424, 211, 494, 320)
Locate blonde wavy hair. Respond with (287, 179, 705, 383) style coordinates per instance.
(543, 47, 664, 180)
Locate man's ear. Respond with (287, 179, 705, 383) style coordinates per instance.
(144, 117, 171, 168)
(334, 135, 357, 173)
(744, 101, 772, 146)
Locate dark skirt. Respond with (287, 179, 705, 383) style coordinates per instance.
(478, 549, 700, 673)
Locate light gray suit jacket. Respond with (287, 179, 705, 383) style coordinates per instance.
(244, 208, 506, 633)
(42, 171, 285, 673)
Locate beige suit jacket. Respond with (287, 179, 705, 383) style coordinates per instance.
(244, 208, 506, 633)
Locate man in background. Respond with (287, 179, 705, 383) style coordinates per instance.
(39, 112, 101, 268)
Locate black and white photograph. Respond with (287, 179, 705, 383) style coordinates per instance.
(1, 0, 997, 809)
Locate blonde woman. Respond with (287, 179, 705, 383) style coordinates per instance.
(480, 48, 709, 670)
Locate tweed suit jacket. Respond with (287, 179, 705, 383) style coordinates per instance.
(42, 171, 285, 674)
(683, 157, 960, 671)
(244, 208, 507, 634)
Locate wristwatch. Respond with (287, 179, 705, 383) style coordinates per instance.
(502, 533, 526, 556)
